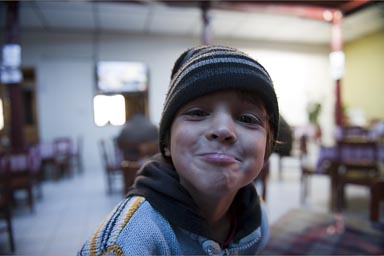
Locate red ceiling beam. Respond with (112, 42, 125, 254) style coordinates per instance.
(217, 2, 342, 23)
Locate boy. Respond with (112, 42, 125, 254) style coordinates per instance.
(78, 45, 279, 255)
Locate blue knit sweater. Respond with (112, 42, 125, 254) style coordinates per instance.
(78, 158, 269, 255)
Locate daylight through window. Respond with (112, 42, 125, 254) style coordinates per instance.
(93, 94, 125, 126)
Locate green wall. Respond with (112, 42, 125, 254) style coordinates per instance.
(343, 30, 384, 122)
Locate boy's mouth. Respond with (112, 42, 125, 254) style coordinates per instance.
(198, 152, 240, 165)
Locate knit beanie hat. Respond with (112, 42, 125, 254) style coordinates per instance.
(159, 45, 279, 158)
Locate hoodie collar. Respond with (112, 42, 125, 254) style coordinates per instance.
(127, 155, 261, 242)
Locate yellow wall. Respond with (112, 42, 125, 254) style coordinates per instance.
(343, 30, 384, 122)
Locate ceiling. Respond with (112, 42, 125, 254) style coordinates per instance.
(1, 0, 383, 45)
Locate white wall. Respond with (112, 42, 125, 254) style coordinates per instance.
(7, 31, 334, 171)
(244, 47, 335, 145)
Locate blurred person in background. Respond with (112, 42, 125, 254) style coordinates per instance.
(116, 109, 158, 161)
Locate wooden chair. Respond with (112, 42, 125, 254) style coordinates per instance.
(138, 142, 159, 159)
(120, 141, 159, 195)
(0, 155, 15, 252)
(333, 139, 383, 221)
(70, 136, 83, 173)
(53, 137, 74, 179)
(37, 142, 56, 180)
(299, 135, 337, 204)
(121, 160, 142, 195)
(28, 145, 43, 199)
(370, 179, 384, 222)
(99, 139, 123, 194)
(1, 151, 36, 212)
(335, 125, 371, 141)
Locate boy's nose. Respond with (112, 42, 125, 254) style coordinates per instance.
(205, 113, 237, 143)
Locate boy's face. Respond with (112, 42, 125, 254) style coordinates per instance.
(168, 90, 268, 197)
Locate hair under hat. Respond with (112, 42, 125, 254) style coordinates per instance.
(159, 45, 279, 158)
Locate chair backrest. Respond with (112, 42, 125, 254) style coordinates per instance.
(0, 154, 8, 174)
(299, 135, 337, 174)
(112, 138, 123, 165)
(27, 145, 42, 174)
(99, 139, 122, 168)
(72, 136, 83, 155)
(53, 137, 73, 157)
(0, 153, 16, 252)
(335, 125, 371, 141)
(8, 153, 29, 173)
(138, 142, 159, 159)
(38, 142, 55, 160)
(379, 143, 384, 164)
(121, 160, 142, 193)
(0, 153, 10, 184)
(336, 139, 379, 173)
(99, 139, 110, 168)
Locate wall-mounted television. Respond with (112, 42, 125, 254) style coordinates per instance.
(96, 61, 148, 93)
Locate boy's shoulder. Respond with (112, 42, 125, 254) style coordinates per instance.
(78, 196, 146, 255)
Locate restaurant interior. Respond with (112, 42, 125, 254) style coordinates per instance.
(0, 0, 383, 255)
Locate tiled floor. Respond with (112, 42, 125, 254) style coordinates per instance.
(0, 154, 381, 255)
(0, 168, 123, 255)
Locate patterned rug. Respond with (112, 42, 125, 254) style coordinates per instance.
(261, 208, 384, 255)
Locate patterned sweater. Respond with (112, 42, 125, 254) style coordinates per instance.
(78, 157, 269, 255)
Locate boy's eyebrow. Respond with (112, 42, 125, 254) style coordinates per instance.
(237, 92, 266, 109)
(240, 99, 269, 122)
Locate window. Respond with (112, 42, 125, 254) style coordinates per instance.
(93, 94, 125, 126)
(94, 61, 149, 126)
(96, 61, 148, 93)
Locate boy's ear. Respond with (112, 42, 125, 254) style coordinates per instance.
(164, 147, 171, 157)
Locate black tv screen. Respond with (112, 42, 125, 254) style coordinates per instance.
(96, 61, 148, 93)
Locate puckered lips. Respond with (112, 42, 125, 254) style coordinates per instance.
(197, 152, 240, 165)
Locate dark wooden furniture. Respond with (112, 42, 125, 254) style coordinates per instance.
(121, 160, 142, 195)
(53, 137, 74, 178)
(99, 139, 123, 194)
(28, 145, 43, 199)
(1, 150, 38, 212)
(69, 136, 83, 174)
(38, 142, 56, 180)
(370, 179, 384, 222)
(0, 188, 15, 252)
(335, 125, 372, 141)
(0, 155, 16, 252)
(36, 138, 75, 180)
(331, 139, 383, 222)
(299, 135, 336, 204)
(120, 141, 159, 195)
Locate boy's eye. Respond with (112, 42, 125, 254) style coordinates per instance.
(238, 114, 262, 126)
(184, 109, 209, 118)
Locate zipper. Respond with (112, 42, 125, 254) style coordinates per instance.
(223, 230, 261, 255)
